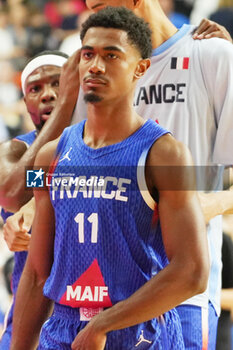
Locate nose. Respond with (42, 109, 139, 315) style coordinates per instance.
(41, 85, 57, 103)
(89, 55, 105, 75)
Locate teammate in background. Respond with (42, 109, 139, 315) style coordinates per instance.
(0, 50, 81, 349)
(11, 7, 209, 349)
(0, 49, 80, 213)
(73, 1, 233, 348)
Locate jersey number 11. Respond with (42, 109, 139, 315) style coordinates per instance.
(74, 213, 98, 243)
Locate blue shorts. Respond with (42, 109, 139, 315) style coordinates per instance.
(38, 303, 185, 349)
(176, 302, 218, 350)
(0, 304, 13, 350)
(0, 325, 11, 350)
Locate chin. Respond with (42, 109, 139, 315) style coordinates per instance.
(84, 93, 103, 104)
(35, 121, 45, 131)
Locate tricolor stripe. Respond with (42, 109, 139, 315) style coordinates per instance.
(201, 307, 208, 350)
(171, 57, 189, 70)
(47, 154, 60, 186)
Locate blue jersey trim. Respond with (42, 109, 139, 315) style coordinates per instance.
(14, 130, 37, 147)
(151, 24, 192, 57)
(77, 120, 168, 159)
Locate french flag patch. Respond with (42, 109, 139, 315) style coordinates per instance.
(171, 57, 189, 70)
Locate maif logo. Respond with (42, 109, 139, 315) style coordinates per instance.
(26, 168, 45, 187)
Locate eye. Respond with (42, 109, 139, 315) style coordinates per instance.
(82, 51, 94, 60)
(29, 85, 40, 93)
(106, 53, 118, 59)
(52, 80, 59, 87)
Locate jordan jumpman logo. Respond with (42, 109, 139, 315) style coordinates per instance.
(135, 330, 152, 347)
(59, 147, 72, 162)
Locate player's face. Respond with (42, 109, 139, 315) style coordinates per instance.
(24, 66, 61, 131)
(86, 0, 134, 12)
(79, 27, 142, 105)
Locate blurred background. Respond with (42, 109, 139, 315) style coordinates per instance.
(0, 0, 232, 348)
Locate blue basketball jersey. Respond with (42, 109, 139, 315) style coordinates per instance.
(40, 119, 185, 349)
(0, 130, 36, 350)
(45, 119, 169, 307)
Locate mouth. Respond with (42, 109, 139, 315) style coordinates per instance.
(84, 78, 107, 88)
(40, 107, 54, 121)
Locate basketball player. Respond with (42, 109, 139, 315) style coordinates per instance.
(0, 50, 80, 213)
(5, 3, 231, 349)
(0, 50, 80, 349)
(76, 1, 233, 348)
(11, 7, 209, 349)
(2, 5, 230, 350)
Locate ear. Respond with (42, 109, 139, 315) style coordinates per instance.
(134, 58, 151, 80)
(133, 0, 143, 9)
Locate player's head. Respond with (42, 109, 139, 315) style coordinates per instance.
(79, 6, 152, 104)
(22, 51, 68, 131)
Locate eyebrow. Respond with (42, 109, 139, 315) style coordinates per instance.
(91, 3, 104, 9)
(81, 45, 124, 53)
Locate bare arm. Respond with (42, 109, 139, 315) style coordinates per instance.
(198, 186, 233, 224)
(220, 233, 233, 316)
(193, 19, 232, 42)
(0, 50, 80, 212)
(3, 197, 35, 252)
(221, 289, 233, 314)
(10, 139, 59, 350)
(71, 135, 209, 350)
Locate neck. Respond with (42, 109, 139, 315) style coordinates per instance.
(135, 0, 178, 50)
(84, 98, 143, 149)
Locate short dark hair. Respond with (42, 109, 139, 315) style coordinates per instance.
(80, 6, 152, 59)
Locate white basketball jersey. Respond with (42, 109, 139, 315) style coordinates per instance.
(73, 24, 233, 315)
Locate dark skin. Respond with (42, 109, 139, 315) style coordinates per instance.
(11, 27, 209, 350)
(0, 66, 60, 251)
(193, 18, 233, 42)
(24, 66, 60, 131)
(0, 66, 61, 212)
(0, 50, 81, 212)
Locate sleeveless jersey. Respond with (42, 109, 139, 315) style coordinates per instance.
(73, 24, 233, 316)
(44, 119, 170, 317)
(0, 130, 36, 337)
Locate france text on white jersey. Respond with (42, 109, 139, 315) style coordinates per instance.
(72, 24, 233, 315)
(134, 25, 233, 315)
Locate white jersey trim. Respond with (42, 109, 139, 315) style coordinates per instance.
(137, 148, 155, 210)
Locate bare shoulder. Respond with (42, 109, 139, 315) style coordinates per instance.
(147, 134, 193, 167)
(0, 139, 27, 160)
(146, 134, 195, 193)
(35, 137, 61, 167)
